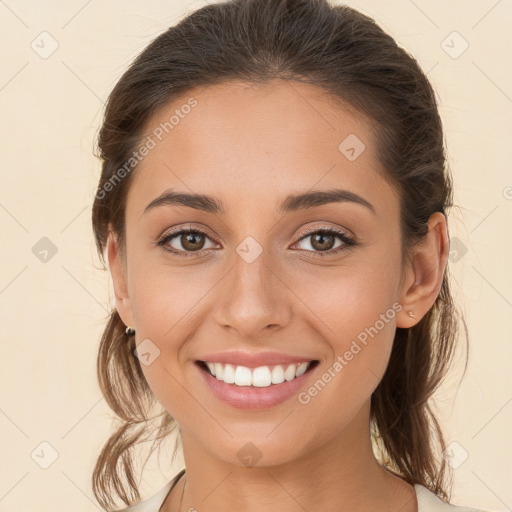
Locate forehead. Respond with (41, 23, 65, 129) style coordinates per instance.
(127, 80, 397, 218)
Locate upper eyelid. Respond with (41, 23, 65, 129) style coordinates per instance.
(295, 224, 352, 239)
(158, 225, 219, 245)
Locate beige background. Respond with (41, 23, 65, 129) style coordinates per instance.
(1, 0, 511, 510)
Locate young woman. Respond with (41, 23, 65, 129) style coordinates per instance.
(91, 0, 492, 511)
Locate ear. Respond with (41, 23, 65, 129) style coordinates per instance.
(107, 228, 135, 328)
(396, 212, 449, 328)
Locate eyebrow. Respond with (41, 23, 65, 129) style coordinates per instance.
(142, 187, 376, 216)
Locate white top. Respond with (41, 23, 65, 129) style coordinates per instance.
(113, 469, 492, 512)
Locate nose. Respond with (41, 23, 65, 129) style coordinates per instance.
(214, 246, 292, 340)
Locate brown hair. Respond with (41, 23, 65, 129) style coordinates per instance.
(91, 0, 468, 509)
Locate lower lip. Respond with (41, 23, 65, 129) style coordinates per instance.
(195, 361, 319, 410)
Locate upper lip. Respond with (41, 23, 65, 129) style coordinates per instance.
(196, 350, 318, 368)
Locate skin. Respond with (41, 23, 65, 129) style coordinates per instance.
(108, 80, 449, 512)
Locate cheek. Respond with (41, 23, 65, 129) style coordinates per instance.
(290, 249, 401, 392)
(128, 255, 208, 337)
(289, 282, 398, 438)
(128, 271, 195, 415)
(293, 246, 401, 335)
(138, 358, 194, 428)
(127, 265, 210, 411)
(300, 274, 397, 374)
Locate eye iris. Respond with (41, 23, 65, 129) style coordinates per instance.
(181, 232, 205, 251)
(311, 232, 335, 251)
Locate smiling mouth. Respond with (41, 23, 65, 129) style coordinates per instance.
(195, 359, 320, 388)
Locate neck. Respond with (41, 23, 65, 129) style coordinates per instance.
(164, 401, 417, 512)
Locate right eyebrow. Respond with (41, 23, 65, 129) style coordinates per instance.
(143, 189, 225, 216)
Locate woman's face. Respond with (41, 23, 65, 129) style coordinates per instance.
(110, 80, 422, 466)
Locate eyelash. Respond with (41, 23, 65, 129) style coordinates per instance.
(155, 225, 357, 259)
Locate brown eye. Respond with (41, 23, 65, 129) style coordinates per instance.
(157, 227, 218, 256)
(180, 231, 206, 251)
(293, 227, 356, 258)
(310, 232, 336, 251)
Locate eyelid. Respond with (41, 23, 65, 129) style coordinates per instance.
(295, 223, 353, 240)
(157, 223, 219, 244)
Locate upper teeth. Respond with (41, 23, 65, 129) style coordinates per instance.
(204, 361, 313, 387)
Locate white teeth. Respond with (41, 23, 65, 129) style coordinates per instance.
(214, 362, 223, 380)
(284, 364, 296, 381)
(271, 365, 285, 384)
(222, 364, 235, 384)
(234, 366, 252, 386)
(202, 361, 315, 388)
(206, 362, 216, 376)
(295, 362, 309, 377)
(252, 366, 271, 387)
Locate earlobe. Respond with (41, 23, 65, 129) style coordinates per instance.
(107, 229, 135, 328)
(396, 212, 449, 328)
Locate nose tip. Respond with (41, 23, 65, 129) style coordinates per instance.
(214, 257, 291, 339)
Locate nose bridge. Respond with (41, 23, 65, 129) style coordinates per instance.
(215, 233, 291, 337)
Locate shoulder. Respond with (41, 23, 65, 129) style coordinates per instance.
(111, 469, 186, 512)
(415, 484, 495, 512)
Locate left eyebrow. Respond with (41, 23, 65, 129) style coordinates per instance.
(278, 188, 376, 216)
(142, 187, 376, 217)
